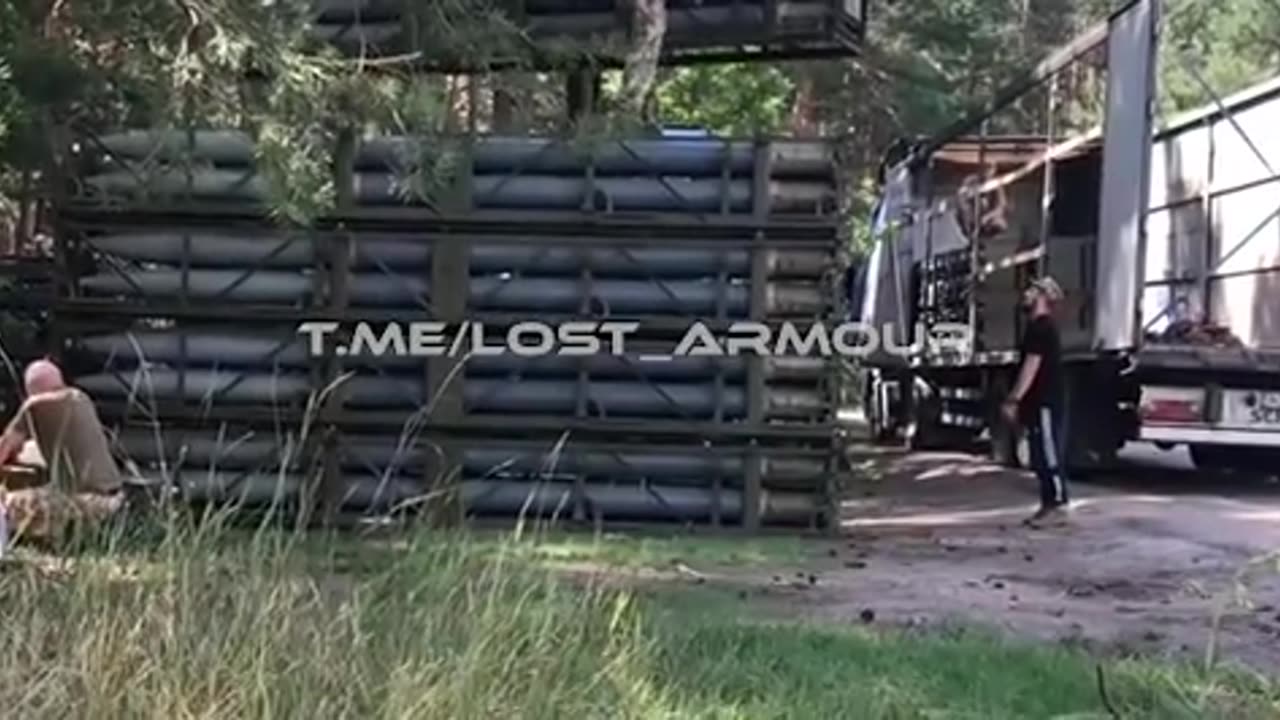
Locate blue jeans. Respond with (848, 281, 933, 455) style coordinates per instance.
(1025, 405, 1069, 508)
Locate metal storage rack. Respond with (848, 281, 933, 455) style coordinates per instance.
(312, 0, 867, 69)
(44, 0, 862, 530)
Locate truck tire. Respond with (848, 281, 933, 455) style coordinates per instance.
(1060, 367, 1120, 476)
(1189, 444, 1227, 471)
(1190, 444, 1279, 473)
(867, 406, 895, 444)
(863, 375, 895, 444)
(990, 413, 1021, 468)
(907, 381, 948, 450)
(984, 370, 1020, 467)
(907, 415, 941, 450)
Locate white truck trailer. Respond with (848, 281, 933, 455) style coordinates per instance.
(858, 0, 1280, 472)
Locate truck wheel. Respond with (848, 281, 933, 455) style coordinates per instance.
(863, 376, 895, 444)
(990, 413, 1021, 468)
(1191, 444, 1279, 473)
(907, 389, 946, 450)
(1189, 444, 1212, 471)
(983, 371, 1019, 467)
(907, 418, 938, 450)
(1059, 368, 1121, 476)
(867, 405, 893, 444)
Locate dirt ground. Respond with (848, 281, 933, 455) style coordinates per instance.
(831, 445, 1280, 671)
(636, 443, 1280, 674)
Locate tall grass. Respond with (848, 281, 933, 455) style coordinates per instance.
(0, 513, 1275, 719)
(0, 516, 664, 718)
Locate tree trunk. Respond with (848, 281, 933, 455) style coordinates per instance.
(443, 75, 467, 132)
(467, 75, 480, 134)
(618, 0, 667, 121)
(493, 82, 516, 132)
(789, 73, 819, 136)
(15, 169, 34, 254)
(566, 68, 602, 122)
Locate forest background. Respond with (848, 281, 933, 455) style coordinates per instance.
(0, 0, 1277, 250)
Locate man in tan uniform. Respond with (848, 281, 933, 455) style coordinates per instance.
(0, 359, 126, 546)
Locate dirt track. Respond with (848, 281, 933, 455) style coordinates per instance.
(640, 443, 1280, 673)
(752, 444, 1280, 672)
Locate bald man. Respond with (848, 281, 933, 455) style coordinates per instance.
(2, 360, 66, 462)
(0, 359, 125, 546)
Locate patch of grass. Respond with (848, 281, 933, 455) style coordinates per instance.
(0, 518, 1273, 719)
(281, 523, 814, 577)
(0, 519, 652, 718)
(472, 527, 814, 570)
(643, 602, 1279, 719)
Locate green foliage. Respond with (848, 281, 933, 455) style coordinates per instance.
(0, 0, 1279, 228)
(651, 64, 795, 137)
(0, 58, 18, 153)
(0, 0, 527, 223)
(1, 522, 1275, 718)
(0, 2, 32, 162)
(1159, 0, 1280, 119)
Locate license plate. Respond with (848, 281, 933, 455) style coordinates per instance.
(1224, 390, 1280, 427)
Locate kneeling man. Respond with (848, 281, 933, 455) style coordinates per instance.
(0, 359, 125, 546)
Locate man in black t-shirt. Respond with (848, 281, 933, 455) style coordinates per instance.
(1001, 277, 1069, 526)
